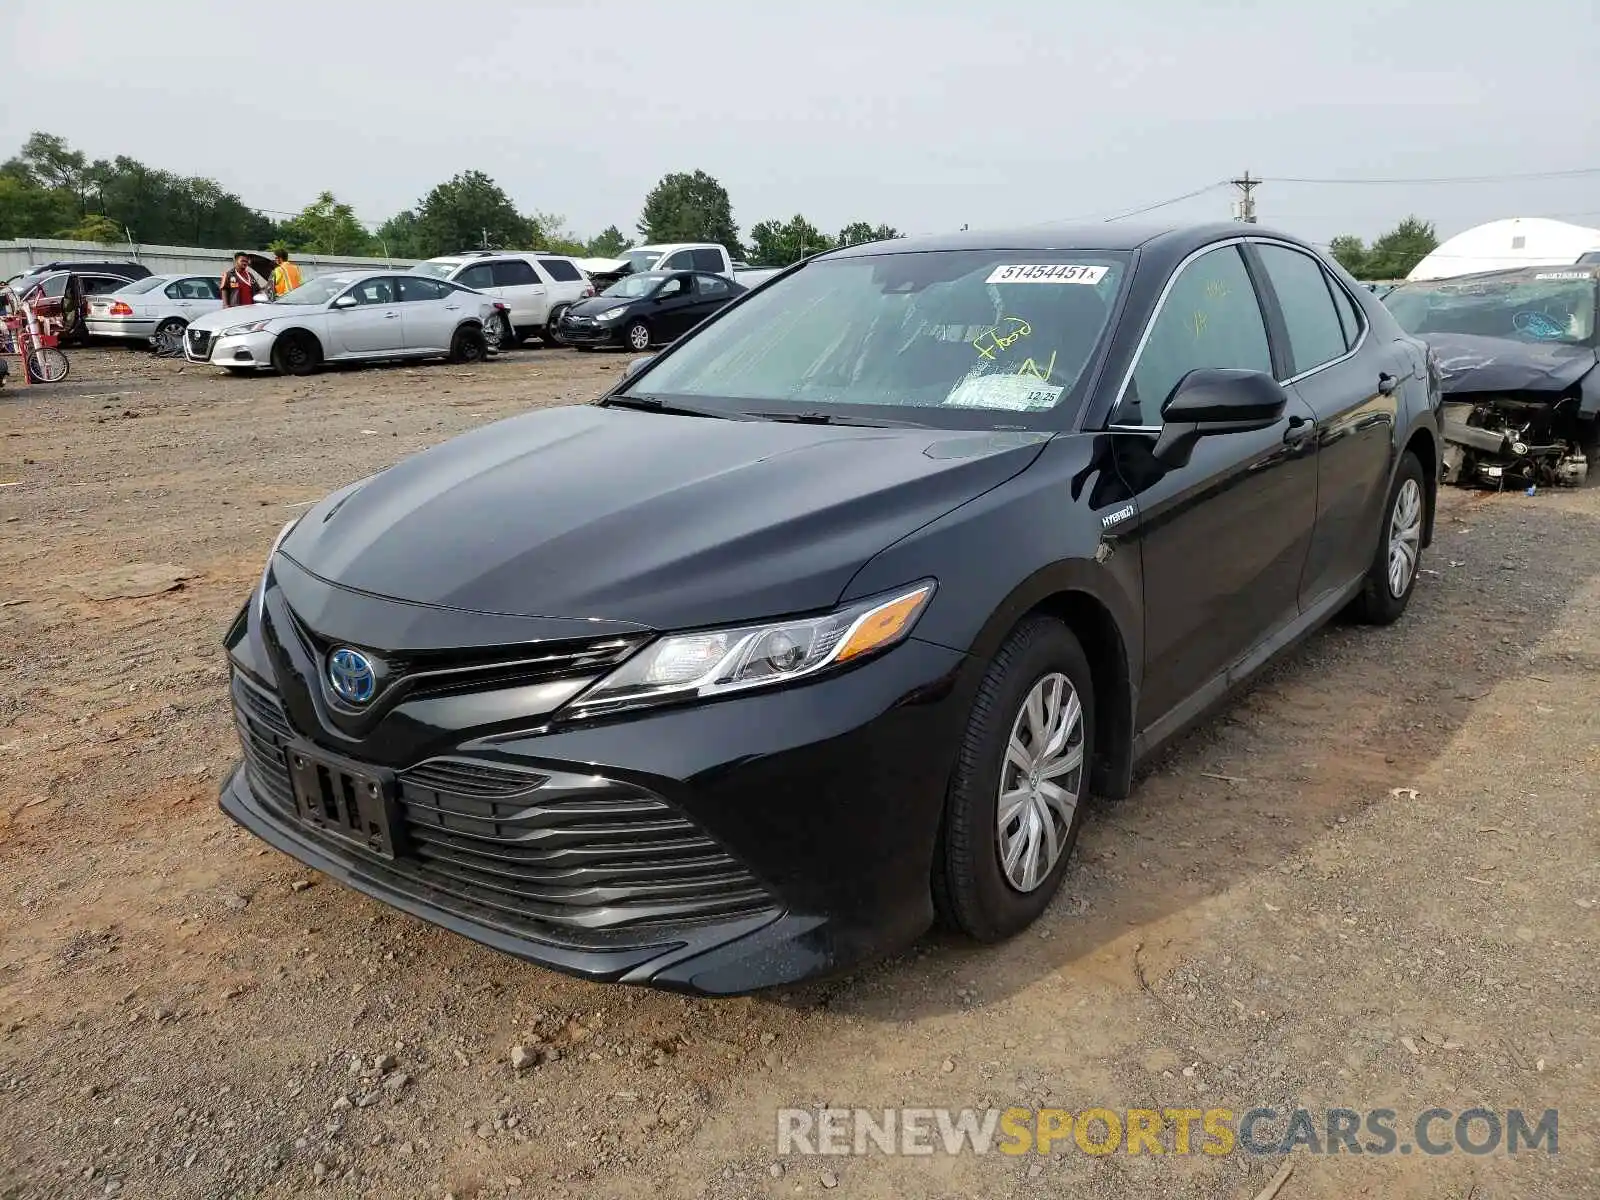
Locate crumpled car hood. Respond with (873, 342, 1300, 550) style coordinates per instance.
(280, 403, 1048, 630)
(1429, 332, 1597, 395)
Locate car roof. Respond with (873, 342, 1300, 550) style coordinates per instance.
(825, 221, 1311, 259)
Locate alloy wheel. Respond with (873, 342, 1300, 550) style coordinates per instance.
(628, 322, 650, 351)
(1387, 477, 1422, 598)
(996, 672, 1085, 893)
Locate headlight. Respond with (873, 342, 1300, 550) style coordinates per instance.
(254, 516, 302, 628)
(569, 581, 935, 715)
(597, 306, 629, 321)
(222, 319, 273, 337)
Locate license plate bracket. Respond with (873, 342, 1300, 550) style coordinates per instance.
(285, 746, 400, 859)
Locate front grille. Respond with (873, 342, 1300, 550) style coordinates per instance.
(186, 328, 212, 358)
(279, 607, 643, 705)
(228, 674, 775, 936)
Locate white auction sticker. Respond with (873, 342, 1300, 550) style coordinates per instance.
(945, 373, 1064, 411)
(1534, 271, 1590, 280)
(986, 263, 1107, 285)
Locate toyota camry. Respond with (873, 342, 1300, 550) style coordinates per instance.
(221, 222, 1441, 994)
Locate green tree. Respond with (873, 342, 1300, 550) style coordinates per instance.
(373, 210, 424, 260)
(748, 214, 834, 266)
(1363, 216, 1438, 280)
(413, 170, 535, 256)
(528, 210, 586, 256)
(0, 173, 77, 239)
(1327, 218, 1437, 280)
(278, 191, 375, 255)
(637, 170, 741, 254)
(1327, 234, 1369, 277)
(585, 225, 632, 258)
(836, 221, 900, 247)
(59, 213, 124, 243)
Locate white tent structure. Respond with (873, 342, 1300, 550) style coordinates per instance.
(1407, 217, 1600, 281)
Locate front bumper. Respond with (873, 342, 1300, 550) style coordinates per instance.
(555, 319, 625, 347)
(86, 318, 158, 340)
(220, 583, 975, 993)
(186, 327, 276, 368)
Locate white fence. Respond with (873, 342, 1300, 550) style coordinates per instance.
(0, 238, 417, 280)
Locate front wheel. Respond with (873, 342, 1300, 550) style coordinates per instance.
(271, 330, 321, 376)
(1347, 450, 1426, 624)
(933, 617, 1094, 942)
(543, 305, 569, 346)
(24, 346, 70, 383)
(624, 319, 651, 352)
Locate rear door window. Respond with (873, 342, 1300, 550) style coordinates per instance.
(457, 264, 495, 290)
(1328, 275, 1365, 350)
(1255, 243, 1350, 376)
(659, 250, 697, 272)
(490, 259, 538, 287)
(398, 276, 452, 302)
(537, 258, 582, 282)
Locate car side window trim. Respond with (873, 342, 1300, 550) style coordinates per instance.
(1245, 237, 1369, 385)
(1105, 237, 1275, 431)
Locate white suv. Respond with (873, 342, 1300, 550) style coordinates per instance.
(411, 253, 593, 346)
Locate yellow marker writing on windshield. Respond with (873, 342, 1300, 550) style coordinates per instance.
(1016, 350, 1057, 381)
(972, 316, 1031, 360)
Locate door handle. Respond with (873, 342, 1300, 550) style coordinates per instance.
(444, 304, 460, 311)
(1283, 415, 1316, 446)
(384, 312, 400, 319)
(1377, 372, 1398, 395)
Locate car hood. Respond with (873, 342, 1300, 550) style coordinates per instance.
(279, 403, 1049, 630)
(188, 303, 325, 332)
(566, 295, 643, 318)
(1428, 332, 1597, 395)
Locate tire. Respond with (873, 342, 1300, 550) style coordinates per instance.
(449, 325, 488, 364)
(152, 318, 186, 357)
(1347, 450, 1426, 625)
(624, 319, 651, 352)
(24, 346, 70, 383)
(543, 305, 569, 346)
(271, 330, 320, 376)
(1577, 419, 1600, 488)
(932, 617, 1095, 942)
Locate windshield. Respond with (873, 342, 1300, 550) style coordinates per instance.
(622, 249, 662, 273)
(274, 275, 358, 306)
(603, 272, 668, 298)
(1386, 274, 1597, 345)
(411, 261, 458, 280)
(630, 251, 1130, 424)
(117, 276, 168, 295)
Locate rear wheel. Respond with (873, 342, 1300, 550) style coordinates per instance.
(933, 617, 1094, 941)
(1347, 450, 1426, 624)
(625, 319, 651, 352)
(271, 330, 321, 376)
(152, 318, 186, 357)
(449, 325, 488, 364)
(1577, 418, 1600, 488)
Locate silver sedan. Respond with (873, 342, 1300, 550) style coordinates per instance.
(85, 273, 223, 351)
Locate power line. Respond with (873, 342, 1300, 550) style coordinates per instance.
(1099, 181, 1230, 222)
(1263, 166, 1600, 186)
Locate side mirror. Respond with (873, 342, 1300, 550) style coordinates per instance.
(623, 355, 656, 379)
(332, 294, 357, 309)
(1152, 368, 1287, 468)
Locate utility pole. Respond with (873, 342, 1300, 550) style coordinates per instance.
(1230, 171, 1259, 223)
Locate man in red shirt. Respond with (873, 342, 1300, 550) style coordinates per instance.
(221, 253, 269, 307)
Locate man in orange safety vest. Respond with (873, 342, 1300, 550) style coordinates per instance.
(271, 250, 303, 298)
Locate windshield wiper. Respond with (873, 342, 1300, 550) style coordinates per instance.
(744, 410, 927, 428)
(598, 394, 740, 420)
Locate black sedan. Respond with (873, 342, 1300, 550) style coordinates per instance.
(555, 269, 746, 351)
(220, 222, 1441, 995)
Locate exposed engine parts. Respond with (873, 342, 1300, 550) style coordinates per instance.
(1441, 397, 1593, 490)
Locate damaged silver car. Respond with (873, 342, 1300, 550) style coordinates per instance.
(1385, 267, 1599, 489)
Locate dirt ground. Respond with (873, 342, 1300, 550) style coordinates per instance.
(1, 347, 1595, 1200)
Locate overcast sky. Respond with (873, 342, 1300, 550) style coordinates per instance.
(4, 0, 1598, 248)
